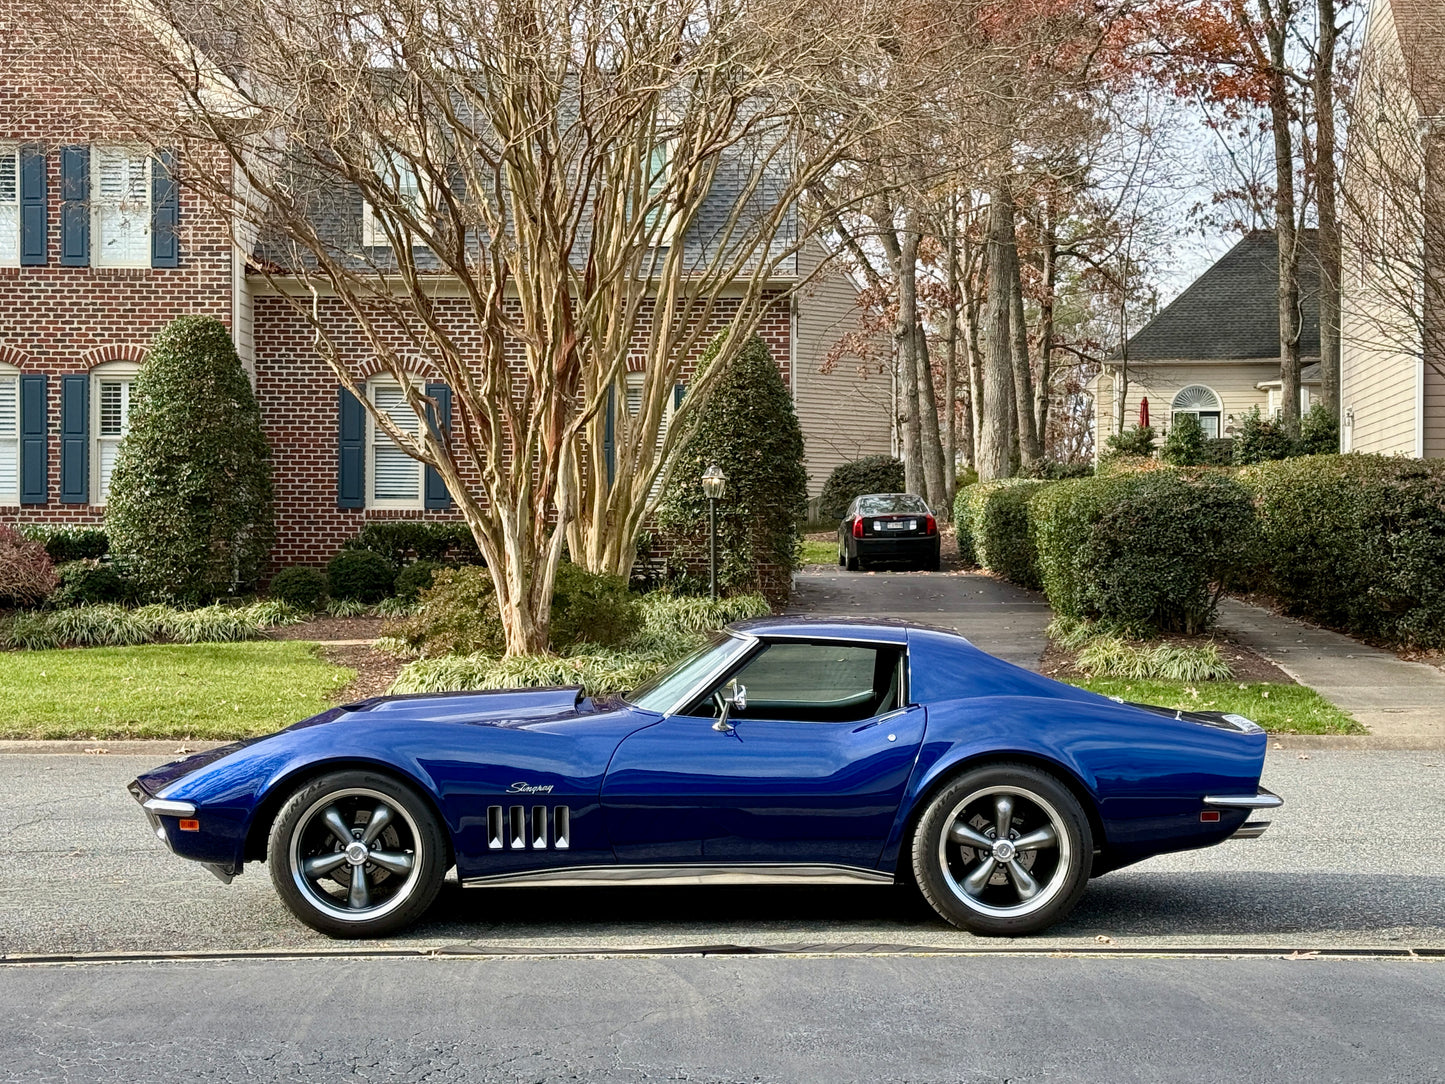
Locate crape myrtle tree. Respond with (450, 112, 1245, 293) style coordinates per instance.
(106, 317, 275, 602)
(54, 0, 890, 654)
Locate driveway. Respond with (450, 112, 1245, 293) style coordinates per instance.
(790, 568, 1052, 670)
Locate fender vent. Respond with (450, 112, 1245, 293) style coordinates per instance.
(486, 805, 570, 850)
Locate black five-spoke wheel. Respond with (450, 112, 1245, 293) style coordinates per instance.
(268, 770, 447, 937)
(912, 763, 1093, 935)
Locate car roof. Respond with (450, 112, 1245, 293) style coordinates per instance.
(730, 615, 961, 646)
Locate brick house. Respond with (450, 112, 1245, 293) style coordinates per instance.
(0, 0, 889, 571)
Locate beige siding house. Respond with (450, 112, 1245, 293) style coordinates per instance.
(791, 239, 893, 496)
(1339, 0, 1445, 457)
(1091, 231, 1321, 455)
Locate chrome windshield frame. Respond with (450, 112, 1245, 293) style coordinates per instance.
(627, 629, 758, 719)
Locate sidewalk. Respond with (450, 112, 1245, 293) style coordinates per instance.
(1215, 598, 1445, 746)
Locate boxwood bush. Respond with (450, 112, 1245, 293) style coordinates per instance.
(1241, 454, 1445, 645)
(19, 526, 109, 564)
(818, 455, 907, 522)
(51, 560, 131, 607)
(953, 479, 1054, 588)
(327, 549, 396, 603)
(268, 566, 329, 612)
(1032, 468, 1258, 635)
(343, 522, 481, 566)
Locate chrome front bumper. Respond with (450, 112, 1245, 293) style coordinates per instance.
(1203, 787, 1282, 840)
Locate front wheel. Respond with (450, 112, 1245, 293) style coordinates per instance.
(911, 763, 1092, 935)
(268, 769, 447, 937)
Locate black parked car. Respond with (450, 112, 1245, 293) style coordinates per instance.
(838, 493, 941, 571)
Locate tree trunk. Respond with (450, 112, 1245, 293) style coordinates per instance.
(883, 216, 926, 493)
(1261, 1, 1303, 437)
(1010, 266, 1042, 473)
(978, 175, 1017, 480)
(914, 320, 950, 507)
(1314, 0, 1341, 417)
(942, 199, 959, 500)
(963, 232, 985, 470)
(1035, 198, 1057, 452)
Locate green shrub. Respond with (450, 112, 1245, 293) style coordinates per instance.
(106, 316, 275, 603)
(0, 525, 58, 609)
(658, 334, 808, 602)
(152, 604, 258, 644)
(385, 565, 504, 657)
(637, 591, 770, 636)
(1201, 438, 1235, 466)
(1232, 407, 1294, 464)
(390, 647, 671, 697)
(953, 480, 1054, 586)
(1161, 412, 1206, 466)
(1242, 454, 1445, 645)
(394, 559, 446, 601)
(268, 566, 328, 612)
(549, 563, 641, 649)
(1104, 424, 1156, 458)
(1298, 403, 1340, 455)
(1032, 469, 1258, 636)
(327, 549, 396, 603)
(51, 560, 129, 607)
(20, 525, 109, 564)
(240, 599, 305, 628)
(343, 522, 481, 566)
(818, 456, 907, 521)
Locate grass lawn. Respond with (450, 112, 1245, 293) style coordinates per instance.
(1069, 677, 1365, 735)
(799, 538, 837, 565)
(0, 642, 355, 740)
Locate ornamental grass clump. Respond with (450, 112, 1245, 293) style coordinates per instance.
(1075, 636, 1233, 683)
(105, 317, 274, 603)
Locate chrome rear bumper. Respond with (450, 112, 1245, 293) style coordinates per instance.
(1203, 787, 1283, 810)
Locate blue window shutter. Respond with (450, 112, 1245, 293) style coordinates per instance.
(20, 375, 48, 505)
(60, 375, 88, 504)
(338, 385, 366, 508)
(19, 147, 47, 267)
(59, 146, 89, 267)
(674, 382, 686, 410)
(151, 149, 179, 268)
(423, 382, 452, 509)
(603, 385, 615, 488)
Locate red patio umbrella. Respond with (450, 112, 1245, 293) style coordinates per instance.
(1139, 396, 1150, 428)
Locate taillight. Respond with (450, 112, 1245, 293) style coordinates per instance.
(924, 514, 936, 534)
(852, 516, 864, 538)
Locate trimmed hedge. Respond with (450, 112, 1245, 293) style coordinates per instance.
(343, 522, 481, 566)
(327, 549, 396, 603)
(19, 526, 109, 564)
(1032, 468, 1258, 635)
(819, 456, 907, 522)
(1241, 454, 1445, 646)
(953, 479, 1054, 588)
(269, 566, 329, 611)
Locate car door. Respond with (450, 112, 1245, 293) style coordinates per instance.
(600, 638, 926, 869)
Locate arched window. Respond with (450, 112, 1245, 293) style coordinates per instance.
(1171, 385, 1223, 440)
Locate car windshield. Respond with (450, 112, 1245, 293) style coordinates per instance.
(856, 494, 929, 515)
(626, 632, 754, 714)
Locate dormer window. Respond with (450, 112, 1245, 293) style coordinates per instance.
(362, 149, 426, 249)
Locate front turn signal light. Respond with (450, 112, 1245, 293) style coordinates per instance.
(179, 819, 200, 832)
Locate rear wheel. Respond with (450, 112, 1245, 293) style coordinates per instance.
(268, 769, 447, 938)
(911, 763, 1092, 935)
(845, 546, 860, 571)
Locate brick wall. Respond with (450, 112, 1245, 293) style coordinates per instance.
(0, 0, 236, 528)
(253, 289, 791, 570)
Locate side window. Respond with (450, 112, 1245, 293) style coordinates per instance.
(690, 641, 903, 724)
(92, 362, 139, 504)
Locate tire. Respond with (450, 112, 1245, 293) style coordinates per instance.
(268, 769, 448, 938)
(845, 546, 860, 572)
(837, 542, 847, 568)
(911, 762, 1093, 936)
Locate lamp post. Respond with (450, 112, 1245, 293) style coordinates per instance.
(701, 463, 727, 600)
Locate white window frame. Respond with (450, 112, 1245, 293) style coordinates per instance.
(640, 138, 682, 247)
(91, 146, 152, 269)
(0, 143, 19, 269)
(361, 148, 429, 250)
(0, 362, 20, 504)
(366, 376, 426, 510)
(1170, 384, 1223, 440)
(92, 361, 140, 506)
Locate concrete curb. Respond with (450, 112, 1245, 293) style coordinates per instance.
(0, 740, 232, 756)
(1267, 734, 1445, 751)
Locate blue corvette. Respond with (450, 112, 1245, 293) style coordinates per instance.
(129, 617, 1281, 937)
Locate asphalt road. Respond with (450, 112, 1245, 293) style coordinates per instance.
(2, 748, 1441, 956)
(2, 954, 1442, 1082)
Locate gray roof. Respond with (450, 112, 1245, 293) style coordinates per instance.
(1124, 230, 1320, 361)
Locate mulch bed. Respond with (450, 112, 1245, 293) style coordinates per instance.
(1040, 634, 1295, 684)
(265, 615, 390, 642)
(323, 643, 406, 703)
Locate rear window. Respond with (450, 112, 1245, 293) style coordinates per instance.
(856, 494, 929, 515)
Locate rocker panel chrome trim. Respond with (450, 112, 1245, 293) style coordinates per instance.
(462, 863, 895, 889)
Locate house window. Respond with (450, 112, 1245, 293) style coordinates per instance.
(362, 149, 426, 249)
(92, 147, 151, 268)
(0, 366, 18, 503)
(368, 379, 424, 508)
(93, 363, 139, 503)
(0, 145, 18, 268)
(1171, 384, 1222, 440)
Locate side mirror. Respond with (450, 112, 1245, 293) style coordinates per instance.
(713, 680, 746, 732)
